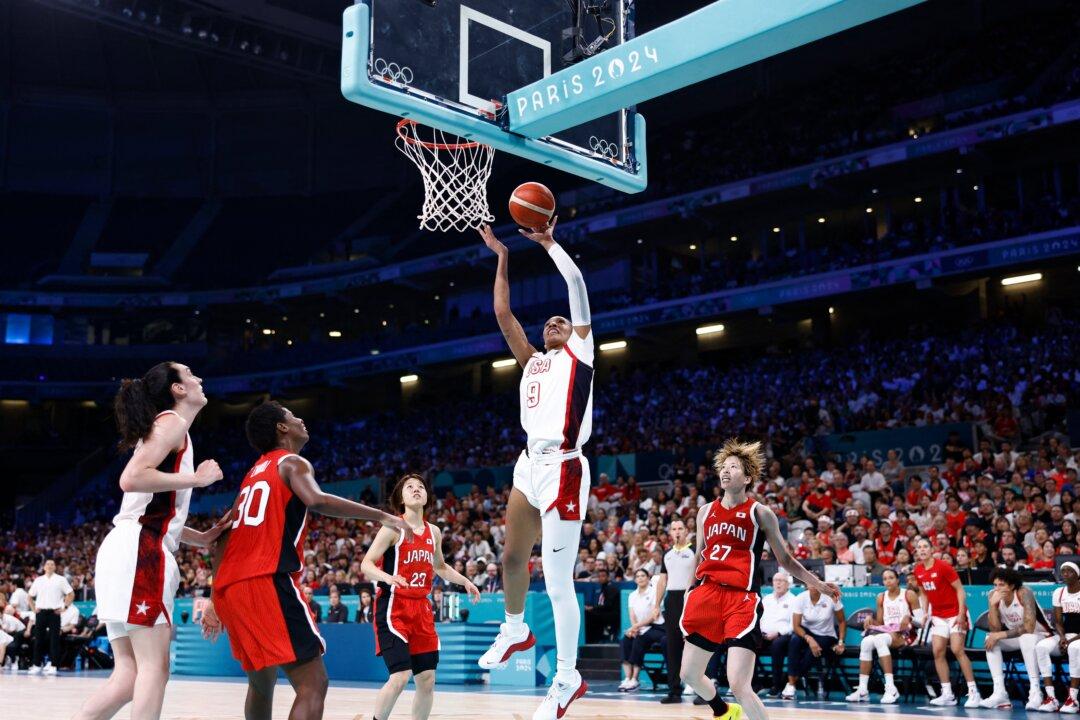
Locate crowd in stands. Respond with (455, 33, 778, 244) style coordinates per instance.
(1, 307, 1076, 644)
(208, 188, 1080, 379)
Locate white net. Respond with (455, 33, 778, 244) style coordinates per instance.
(395, 120, 495, 233)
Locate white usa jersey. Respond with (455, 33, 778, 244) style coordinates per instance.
(520, 330, 594, 453)
(882, 590, 912, 626)
(111, 410, 193, 554)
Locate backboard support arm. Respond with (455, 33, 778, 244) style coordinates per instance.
(507, 0, 927, 139)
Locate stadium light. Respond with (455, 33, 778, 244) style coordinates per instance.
(1001, 273, 1042, 287)
(370, 349, 380, 355)
(286, 340, 293, 346)
(817, 217, 825, 224)
(492, 358, 517, 368)
(689, 244, 697, 250)
(696, 323, 725, 336)
(973, 185, 980, 191)
(262, 328, 274, 335)
(599, 340, 627, 352)
(328, 330, 342, 338)
(730, 235, 738, 242)
(865, 207, 873, 213)
(400, 374, 419, 384)
(829, 307, 835, 315)
(914, 196, 923, 203)
(772, 227, 780, 233)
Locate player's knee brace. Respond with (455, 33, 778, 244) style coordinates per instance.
(859, 635, 876, 662)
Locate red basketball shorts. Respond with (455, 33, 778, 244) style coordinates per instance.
(680, 582, 762, 651)
(213, 573, 325, 672)
(374, 590, 440, 674)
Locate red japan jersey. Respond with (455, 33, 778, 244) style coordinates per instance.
(214, 449, 308, 590)
(913, 558, 960, 618)
(378, 520, 436, 599)
(696, 498, 765, 591)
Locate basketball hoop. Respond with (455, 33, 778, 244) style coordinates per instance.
(395, 119, 495, 233)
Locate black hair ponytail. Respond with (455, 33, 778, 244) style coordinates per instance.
(114, 361, 181, 450)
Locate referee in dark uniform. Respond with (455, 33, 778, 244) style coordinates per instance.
(655, 519, 695, 703)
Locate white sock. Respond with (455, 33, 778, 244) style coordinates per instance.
(884, 673, 895, 689)
(505, 610, 525, 635)
(556, 667, 579, 683)
(968, 681, 979, 697)
(858, 675, 869, 693)
(1071, 688, 1079, 701)
(785, 683, 796, 692)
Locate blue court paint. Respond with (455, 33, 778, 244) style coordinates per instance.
(509, 0, 927, 139)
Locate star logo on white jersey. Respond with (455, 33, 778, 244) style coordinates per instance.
(135, 601, 150, 615)
(565, 501, 576, 513)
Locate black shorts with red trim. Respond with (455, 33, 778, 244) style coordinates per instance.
(374, 590, 440, 674)
(680, 582, 762, 652)
(214, 573, 325, 672)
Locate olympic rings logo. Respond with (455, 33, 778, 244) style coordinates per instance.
(589, 136, 619, 158)
(373, 57, 414, 85)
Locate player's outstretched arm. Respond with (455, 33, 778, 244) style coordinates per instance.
(431, 526, 481, 602)
(179, 509, 232, 548)
(479, 224, 536, 368)
(520, 216, 591, 339)
(280, 456, 413, 540)
(119, 413, 223, 493)
(755, 503, 841, 602)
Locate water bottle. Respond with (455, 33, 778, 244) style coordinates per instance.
(75, 655, 83, 672)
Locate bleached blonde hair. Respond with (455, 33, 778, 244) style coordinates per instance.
(713, 438, 765, 485)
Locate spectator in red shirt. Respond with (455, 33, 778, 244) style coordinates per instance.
(874, 521, 899, 565)
(592, 473, 615, 504)
(993, 410, 1020, 442)
(623, 476, 641, 504)
(828, 475, 852, 510)
(816, 515, 834, 547)
(802, 484, 832, 522)
(944, 495, 968, 537)
(906, 477, 930, 510)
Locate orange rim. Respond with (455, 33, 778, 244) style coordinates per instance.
(396, 119, 482, 150)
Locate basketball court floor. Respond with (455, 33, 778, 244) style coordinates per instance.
(4, 673, 1037, 720)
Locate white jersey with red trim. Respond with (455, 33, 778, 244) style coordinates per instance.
(519, 330, 594, 453)
(111, 409, 193, 554)
(882, 589, 912, 626)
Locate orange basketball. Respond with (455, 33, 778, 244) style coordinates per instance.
(509, 182, 556, 229)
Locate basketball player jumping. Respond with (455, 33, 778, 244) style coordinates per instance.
(201, 401, 413, 720)
(76, 362, 227, 720)
(362, 474, 481, 720)
(680, 439, 842, 720)
(478, 217, 593, 720)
